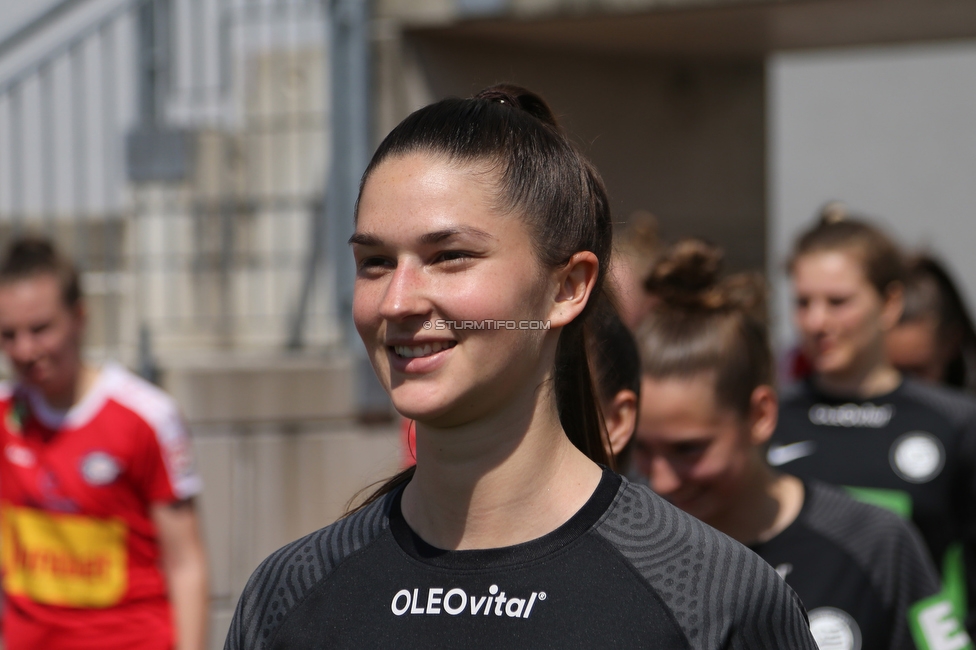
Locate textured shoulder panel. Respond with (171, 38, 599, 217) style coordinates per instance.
(593, 479, 817, 650)
(804, 481, 940, 604)
(901, 378, 976, 430)
(224, 495, 393, 650)
(803, 481, 941, 649)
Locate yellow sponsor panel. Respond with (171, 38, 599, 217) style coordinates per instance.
(1, 505, 127, 607)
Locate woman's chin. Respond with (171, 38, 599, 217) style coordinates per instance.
(394, 398, 486, 430)
(391, 391, 454, 425)
(813, 356, 851, 379)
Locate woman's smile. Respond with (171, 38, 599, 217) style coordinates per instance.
(387, 339, 458, 374)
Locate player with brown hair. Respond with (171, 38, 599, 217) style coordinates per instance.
(0, 237, 208, 650)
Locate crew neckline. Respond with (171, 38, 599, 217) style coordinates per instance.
(389, 467, 621, 570)
(749, 479, 813, 552)
(24, 363, 121, 431)
(806, 375, 906, 404)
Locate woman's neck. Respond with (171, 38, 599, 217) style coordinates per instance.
(705, 460, 804, 546)
(816, 342, 901, 399)
(38, 362, 99, 411)
(401, 383, 602, 551)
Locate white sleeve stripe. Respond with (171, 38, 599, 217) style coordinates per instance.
(172, 474, 204, 501)
(105, 366, 203, 499)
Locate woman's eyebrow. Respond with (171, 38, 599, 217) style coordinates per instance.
(349, 227, 496, 247)
(348, 232, 381, 246)
(420, 226, 495, 245)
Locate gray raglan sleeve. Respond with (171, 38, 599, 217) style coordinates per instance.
(805, 482, 943, 650)
(224, 498, 389, 650)
(595, 480, 817, 650)
(903, 381, 976, 637)
(718, 534, 818, 650)
(888, 520, 946, 650)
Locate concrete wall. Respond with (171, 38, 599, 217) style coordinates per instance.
(390, 35, 767, 271)
(769, 40, 976, 349)
(162, 360, 401, 648)
(195, 423, 400, 647)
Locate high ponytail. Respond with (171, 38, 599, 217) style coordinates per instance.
(347, 84, 614, 513)
(556, 316, 611, 468)
(554, 158, 613, 468)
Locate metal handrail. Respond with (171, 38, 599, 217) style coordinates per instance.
(0, 0, 147, 95)
(0, 0, 92, 59)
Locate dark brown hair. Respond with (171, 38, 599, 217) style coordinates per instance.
(0, 236, 82, 307)
(349, 85, 614, 511)
(639, 239, 771, 417)
(900, 254, 976, 391)
(586, 294, 641, 468)
(788, 204, 906, 296)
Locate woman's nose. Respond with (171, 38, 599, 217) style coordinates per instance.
(378, 262, 430, 322)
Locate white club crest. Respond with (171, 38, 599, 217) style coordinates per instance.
(809, 607, 862, 650)
(80, 451, 122, 486)
(890, 432, 944, 484)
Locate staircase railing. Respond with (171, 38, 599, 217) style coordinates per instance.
(0, 0, 337, 360)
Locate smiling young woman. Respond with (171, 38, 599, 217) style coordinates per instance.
(772, 211, 976, 639)
(224, 85, 817, 649)
(633, 238, 951, 650)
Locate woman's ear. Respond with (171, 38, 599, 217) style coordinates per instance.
(548, 251, 599, 328)
(880, 282, 905, 332)
(748, 385, 778, 446)
(603, 389, 639, 458)
(70, 299, 87, 336)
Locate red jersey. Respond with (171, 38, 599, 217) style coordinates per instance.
(0, 363, 202, 650)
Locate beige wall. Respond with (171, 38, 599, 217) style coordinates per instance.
(164, 359, 401, 648)
(384, 35, 767, 271)
(196, 423, 400, 648)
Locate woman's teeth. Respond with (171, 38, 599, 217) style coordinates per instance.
(394, 341, 457, 358)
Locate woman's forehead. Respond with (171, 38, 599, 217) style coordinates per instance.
(794, 249, 871, 287)
(357, 154, 519, 238)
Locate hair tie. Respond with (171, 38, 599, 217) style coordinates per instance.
(820, 201, 847, 225)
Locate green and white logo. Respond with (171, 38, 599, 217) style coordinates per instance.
(909, 594, 973, 650)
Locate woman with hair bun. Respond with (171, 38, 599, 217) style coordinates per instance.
(633, 238, 951, 650)
(773, 211, 976, 640)
(224, 86, 816, 649)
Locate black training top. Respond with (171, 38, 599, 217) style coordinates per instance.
(224, 469, 817, 649)
(773, 377, 976, 636)
(752, 480, 946, 650)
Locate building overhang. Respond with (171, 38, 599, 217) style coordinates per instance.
(402, 0, 976, 58)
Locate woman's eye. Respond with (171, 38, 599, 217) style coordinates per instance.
(675, 443, 706, 456)
(357, 257, 393, 272)
(435, 250, 473, 264)
(827, 296, 849, 307)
